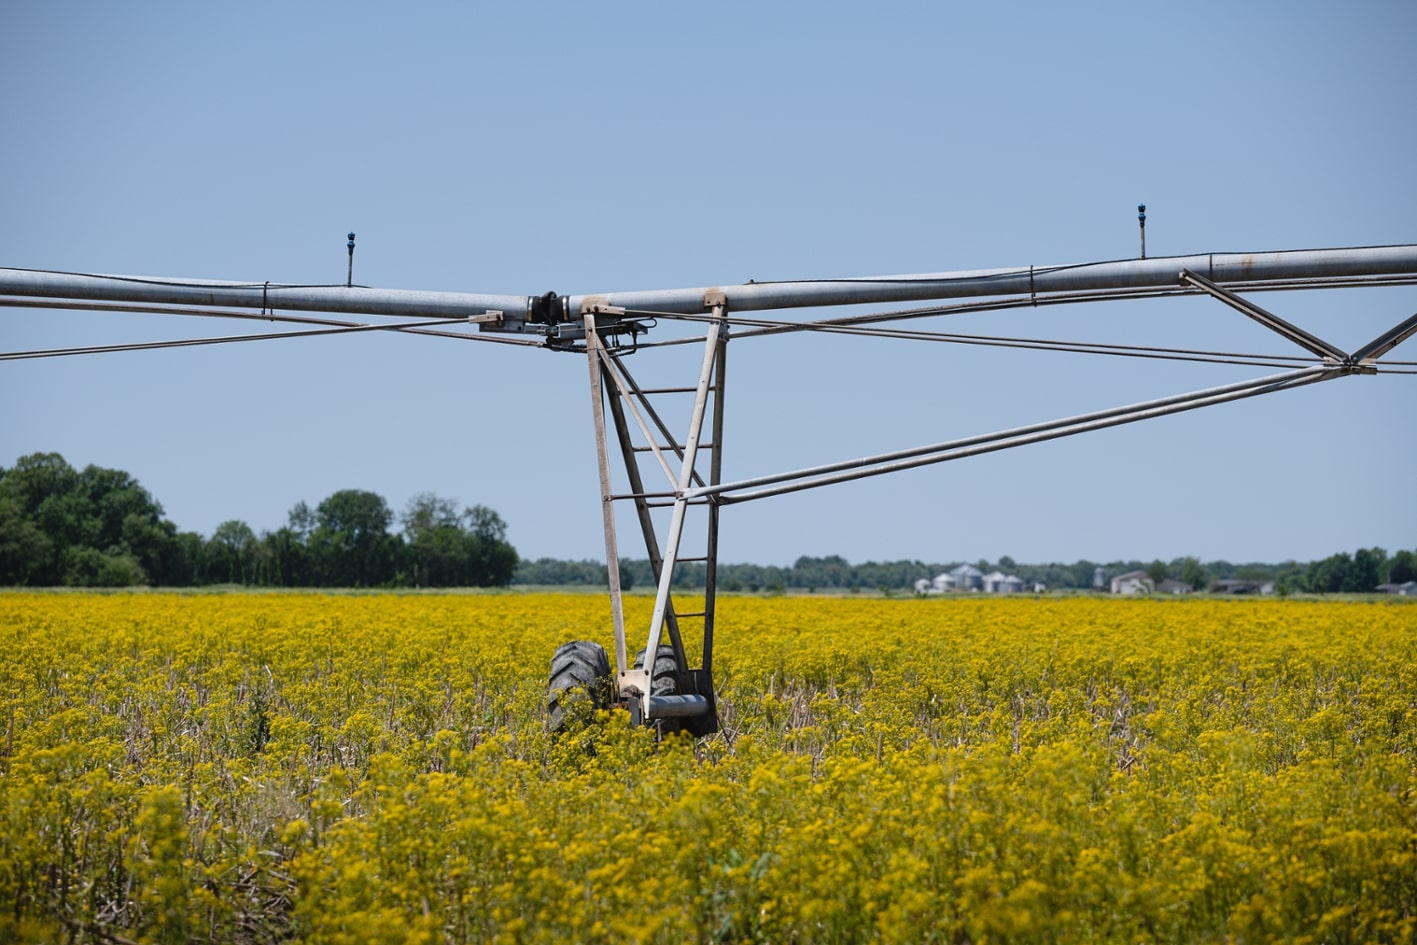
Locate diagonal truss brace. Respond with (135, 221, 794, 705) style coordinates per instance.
(1352, 310, 1417, 364)
(1179, 269, 1350, 363)
(685, 365, 1338, 504)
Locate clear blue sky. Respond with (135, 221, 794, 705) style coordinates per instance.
(3, 1, 1414, 567)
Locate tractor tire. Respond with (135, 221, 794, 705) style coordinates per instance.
(547, 640, 612, 733)
(633, 644, 683, 736)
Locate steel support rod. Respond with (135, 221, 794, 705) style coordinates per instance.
(690, 366, 1336, 504)
(602, 354, 689, 674)
(1353, 311, 1417, 364)
(584, 314, 628, 676)
(702, 325, 728, 676)
(0, 317, 474, 360)
(641, 305, 726, 717)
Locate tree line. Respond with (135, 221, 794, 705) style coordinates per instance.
(0, 453, 517, 588)
(514, 549, 1415, 595)
(3, 451, 1408, 594)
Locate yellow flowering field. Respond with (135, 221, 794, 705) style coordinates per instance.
(1, 592, 1414, 944)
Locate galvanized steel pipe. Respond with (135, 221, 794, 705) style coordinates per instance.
(0, 269, 530, 321)
(568, 245, 1417, 315)
(4, 245, 1416, 322)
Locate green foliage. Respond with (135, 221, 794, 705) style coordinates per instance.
(1178, 556, 1207, 591)
(310, 489, 396, 587)
(402, 494, 519, 588)
(206, 519, 258, 585)
(1302, 549, 1393, 594)
(0, 452, 176, 586)
(1390, 550, 1416, 585)
(0, 454, 519, 589)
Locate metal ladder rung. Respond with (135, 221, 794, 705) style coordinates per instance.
(630, 386, 719, 395)
(632, 442, 716, 453)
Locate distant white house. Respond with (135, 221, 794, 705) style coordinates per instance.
(1102, 572, 1192, 594)
(1377, 581, 1417, 596)
(1110, 570, 1153, 595)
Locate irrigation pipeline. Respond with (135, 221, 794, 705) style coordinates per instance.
(2, 246, 1416, 365)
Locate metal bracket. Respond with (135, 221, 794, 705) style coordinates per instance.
(581, 296, 626, 317)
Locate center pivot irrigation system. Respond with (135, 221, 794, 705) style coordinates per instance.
(4, 243, 1417, 735)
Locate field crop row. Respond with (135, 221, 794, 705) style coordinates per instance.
(1, 592, 1414, 943)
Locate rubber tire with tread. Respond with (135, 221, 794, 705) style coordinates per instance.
(547, 640, 612, 733)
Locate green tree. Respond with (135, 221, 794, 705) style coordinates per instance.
(206, 520, 257, 585)
(1178, 557, 1207, 592)
(288, 501, 316, 540)
(0, 452, 84, 583)
(64, 546, 148, 587)
(165, 531, 206, 586)
(403, 493, 462, 537)
(0, 494, 51, 584)
(311, 489, 397, 587)
(1388, 550, 1416, 585)
(1274, 560, 1307, 595)
(0, 452, 176, 586)
(402, 494, 517, 587)
(1350, 547, 1385, 593)
(259, 525, 312, 587)
(1306, 552, 1352, 594)
(464, 504, 508, 543)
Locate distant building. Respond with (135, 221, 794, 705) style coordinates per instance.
(914, 572, 955, 594)
(918, 564, 1025, 595)
(1376, 581, 1417, 596)
(1210, 578, 1275, 596)
(1110, 570, 1153, 595)
(1155, 578, 1193, 595)
(977, 571, 1024, 593)
(951, 564, 984, 592)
